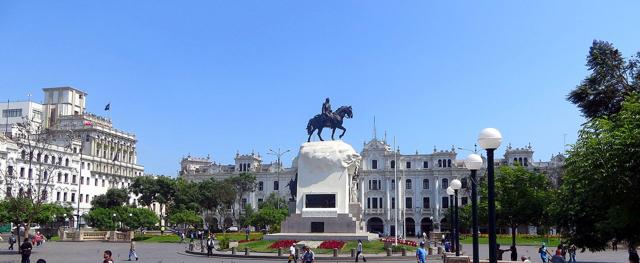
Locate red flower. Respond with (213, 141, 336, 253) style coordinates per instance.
(318, 240, 345, 249)
(269, 240, 297, 249)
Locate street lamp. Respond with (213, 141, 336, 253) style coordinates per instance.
(465, 153, 483, 263)
(446, 186, 455, 252)
(451, 179, 462, 256)
(477, 128, 502, 263)
(112, 213, 117, 231)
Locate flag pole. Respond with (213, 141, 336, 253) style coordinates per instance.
(393, 136, 397, 246)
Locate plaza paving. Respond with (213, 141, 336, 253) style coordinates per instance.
(0, 241, 629, 263)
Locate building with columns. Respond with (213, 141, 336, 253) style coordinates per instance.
(0, 87, 145, 227)
(179, 137, 564, 236)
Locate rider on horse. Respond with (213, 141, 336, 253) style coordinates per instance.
(322, 98, 332, 122)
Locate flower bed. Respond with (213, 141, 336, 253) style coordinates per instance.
(269, 240, 297, 249)
(380, 237, 417, 247)
(318, 240, 345, 250)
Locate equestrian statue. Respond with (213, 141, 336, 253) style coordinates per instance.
(306, 98, 353, 142)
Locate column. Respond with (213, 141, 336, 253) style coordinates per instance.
(386, 178, 390, 221)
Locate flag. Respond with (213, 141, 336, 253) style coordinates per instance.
(104, 103, 110, 111)
(83, 121, 93, 126)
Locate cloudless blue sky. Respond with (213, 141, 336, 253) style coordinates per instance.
(1, 1, 639, 175)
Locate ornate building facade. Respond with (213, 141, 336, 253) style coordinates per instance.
(179, 137, 565, 236)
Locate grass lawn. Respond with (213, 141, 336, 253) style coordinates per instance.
(459, 235, 562, 247)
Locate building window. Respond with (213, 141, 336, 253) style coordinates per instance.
(524, 157, 529, 166)
(86, 194, 89, 203)
(461, 178, 468, 189)
(56, 192, 61, 201)
(79, 194, 83, 203)
(71, 193, 76, 203)
(273, 181, 279, 191)
(64, 173, 68, 183)
(447, 159, 452, 167)
(391, 197, 395, 209)
(258, 181, 264, 191)
(372, 198, 378, 209)
(41, 190, 48, 201)
(21, 150, 26, 160)
(442, 197, 449, 208)
(371, 160, 378, 169)
(63, 192, 68, 202)
(43, 171, 48, 181)
(391, 179, 395, 190)
(461, 197, 468, 206)
(423, 161, 428, 168)
(28, 168, 33, 179)
(8, 166, 13, 176)
(405, 197, 413, 209)
(406, 179, 412, 190)
(44, 155, 49, 163)
(80, 176, 84, 185)
(369, 180, 382, 190)
(442, 178, 449, 189)
(406, 162, 411, 169)
(72, 175, 77, 184)
(57, 173, 62, 182)
(241, 198, 247, 209)
(367, 198, 370, 209)
(2, 108, 22, 117)
(20, 167, 25, 178)
(438, 159, 442, 167)
(423, 197, 430, 208)
(422, 179, 429, 190)
(258, 198, 263, 205)
(102, 179, 105, 187)
(95, 178, 98, 186)
(390, 160, 395, 169)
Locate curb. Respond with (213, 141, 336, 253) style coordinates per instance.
(184, 250, 442, 261)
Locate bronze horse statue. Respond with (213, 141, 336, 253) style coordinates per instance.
(307, 106, 353, 142)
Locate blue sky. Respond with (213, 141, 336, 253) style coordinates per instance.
(1, 1, 639, 175)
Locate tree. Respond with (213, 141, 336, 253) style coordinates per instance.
(495, 165, 551, 248)
(567, 40, 640, 119)
(557, 93, 640, 255)
(85, 206, 158, 231)
(248, 193, 288, 232)
(197, 178, 236, 230)
(91, 188, 129, 209)
(228, 172, 256, 219)
(168, 209, 201, 228)
(170, 178, 199, 212)
(130, 175, 176, 226)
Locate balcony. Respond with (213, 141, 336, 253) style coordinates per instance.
(364, 208, 385, 214)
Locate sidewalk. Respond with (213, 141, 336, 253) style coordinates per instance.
(185, 249, 443, 261)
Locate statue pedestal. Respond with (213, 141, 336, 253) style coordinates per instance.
(266, 141, 376, 241)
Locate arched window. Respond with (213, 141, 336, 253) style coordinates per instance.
(51, 155, 56, 164)
(442, 178, 449, 189)
(422, 179, 429, 190)
(65, 158, 69, 167)
(406, 179, 412, 190)
(57, 157, 62, 165)
(391, 179, 395, 190)
(43, 171, 48, 181)
(44, 155, 49, 163)
(447, 159, 451, 167)
(513, 157, 518, 164)
(438, 160, 442, 167)
(36, 152, 42, 162)
(524, 157, 528, 166)
(390, 160, 395, 169)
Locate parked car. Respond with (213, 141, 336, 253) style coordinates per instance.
(226, 226, 239, 232)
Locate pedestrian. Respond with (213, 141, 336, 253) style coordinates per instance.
(355, 240, 366, 262)
(8, 234, 16, 250)
(20, 238, 33, 263)
(128, 240, 138, 261)
(630, 252, 640, 263)
(288, 242, 297, 263)
(245, 227, 250, 241)
(180, 232, 185, 243)
(539, 243, 551, 263)
(568, 244, 577, 263)
(510, 245, 518, 261)
(612, 238, 618, 251)
(206, 234, 214, 257)
(301, 246, 315, 263)
(416, 241, 427, 263)
(550, 252, 565, 263)
(102, 250, 114, 263)
(422, 232, 427, 242)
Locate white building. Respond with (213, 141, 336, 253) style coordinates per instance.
(179, 138, 564, 237)
(0, 87, 145, 227)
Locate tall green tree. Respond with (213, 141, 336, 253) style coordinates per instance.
(567, 40, 640, 119)
(228, 173, 256, 217)
(495, 166, 551, 248)
(91, 188, 130, 209)
(557, 93, 640, 254)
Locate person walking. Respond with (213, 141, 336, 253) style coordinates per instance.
(288, 243, 297, 263)
(206, 234, 214, 257)
(102, 250, 114, 263)
(539, 243, 551, 263)
(128, 240, 138, 261)
(301, 246, 315, 263)
(568, 244, 577, 263)
(416, 241, 427, 263)
(8, 234, 16, 250)
(355, 240, 366, 262)
(20, 238, 33, 263)
(245, 227, 250, 241)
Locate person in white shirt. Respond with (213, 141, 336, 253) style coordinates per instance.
(288, 243, 297, 263)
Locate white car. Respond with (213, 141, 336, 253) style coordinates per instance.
(227, 226, 239, 232)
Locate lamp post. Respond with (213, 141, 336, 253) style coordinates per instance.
(268, 148, 290, 210)
(112, 213, 117, 231)
(446, 186, 455, 252)
(477, 128, 502, 263)
(464, 153, 483, 263)
(451, 179, 462, 256)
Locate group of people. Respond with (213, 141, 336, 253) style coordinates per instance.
(538, 242, 577, 263)
(286, 242, 319, 263)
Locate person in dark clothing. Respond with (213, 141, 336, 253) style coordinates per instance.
(8, 234, 16, 250)
(20, 238, 33, 263)
(206, 234, 214, 257)
(496, 244, 511, 260)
